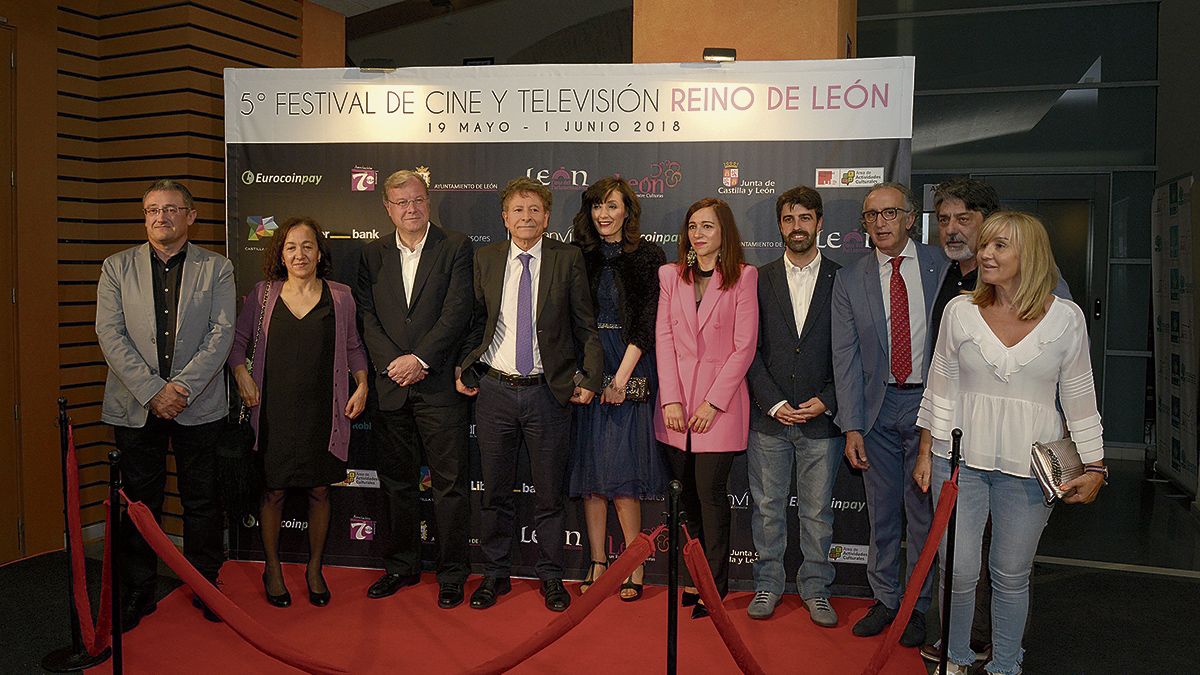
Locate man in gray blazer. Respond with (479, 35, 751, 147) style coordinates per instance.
(96, 179, 235, 630)
(746, 186, 843, 625)
(832, 182, 949, 647)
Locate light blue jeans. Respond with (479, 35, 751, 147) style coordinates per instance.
(932, 457, 1052, 675)
(747, 428, 841, 599)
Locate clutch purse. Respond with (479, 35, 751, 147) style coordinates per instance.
(1030, 438, 1084, 506)
(603, 374, 650, 403)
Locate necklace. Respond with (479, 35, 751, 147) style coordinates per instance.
(695, 266, 715, 278)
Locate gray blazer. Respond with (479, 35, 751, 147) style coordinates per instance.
(832, 241, 949, 435)
(96, 242, 236, 427)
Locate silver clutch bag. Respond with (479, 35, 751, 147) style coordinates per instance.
(602, 374, 650, 403)
(1030, 438, 1084, 506)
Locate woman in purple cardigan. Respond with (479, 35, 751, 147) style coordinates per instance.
(228, 217, 369, 609)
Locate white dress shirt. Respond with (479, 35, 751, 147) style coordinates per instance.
(482, 239, 544, 375)
(395, 225, 430, 368)
(395, 225, 429, 302)
(876, 238, 926, 384)
(768, 251, 822, 417)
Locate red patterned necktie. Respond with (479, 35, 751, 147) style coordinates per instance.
(889, 256, 912, 384)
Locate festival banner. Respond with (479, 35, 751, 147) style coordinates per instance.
(225, 58, 915, 595)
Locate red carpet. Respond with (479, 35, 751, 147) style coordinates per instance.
(86, 561, 924, 674)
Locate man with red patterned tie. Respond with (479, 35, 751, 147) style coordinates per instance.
(831, 182, 949, 648)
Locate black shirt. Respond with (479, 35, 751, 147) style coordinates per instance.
(150, 248, 187, 377)
(931, 261, 977, 338)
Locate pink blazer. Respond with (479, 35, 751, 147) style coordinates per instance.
(654, 263, 759, 453)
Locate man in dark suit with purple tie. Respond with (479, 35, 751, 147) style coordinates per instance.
(456, 177, 603, 613)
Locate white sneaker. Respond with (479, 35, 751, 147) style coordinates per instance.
(746, 590, 780, 619)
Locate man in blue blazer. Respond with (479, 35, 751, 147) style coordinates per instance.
(746, 186, 843, 625)
(832, 182, 949, 647)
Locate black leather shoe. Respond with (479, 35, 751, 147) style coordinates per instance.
(541, 579, 570, 612)
(470, 576, 512, 609)
(681, 590, 700, 607)
(262, 572, 292, 607)
(899, 610, 926, 648)
(307, 572, 331, 607)
(438, 582, 465, 609)
(367, 572, 421, 599)
(192, 596, 222, 623)
(852, 600, 897, 637)
(120, 588, 158, 632)
(691, 602, 710, 619)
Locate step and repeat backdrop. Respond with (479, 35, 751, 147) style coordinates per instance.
(224, 58, 914, 595)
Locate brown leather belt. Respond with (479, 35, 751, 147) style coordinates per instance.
(485, 367, 546, 387)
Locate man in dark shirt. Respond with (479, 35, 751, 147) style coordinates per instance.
(929, 178, 997, 334)
(96, 179, 235, 630)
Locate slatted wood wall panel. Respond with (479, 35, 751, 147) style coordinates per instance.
(57, 0, 302, 530)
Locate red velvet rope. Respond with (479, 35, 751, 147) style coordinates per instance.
(680, 527, 767, 675)
(466, 525, 667, 675)
(65, 426, 113, 656)
(118, 490, 350, 675)
(860, 467, 961, 675)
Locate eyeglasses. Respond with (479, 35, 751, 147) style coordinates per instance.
(143, 205, 189, 217)
(861, 207, 911, 224)
(385, 197, 428, 210)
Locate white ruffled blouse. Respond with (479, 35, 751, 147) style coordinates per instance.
(917, 295, 1104, 477)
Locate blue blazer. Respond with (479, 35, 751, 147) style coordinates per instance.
(831, 242, 949, 435)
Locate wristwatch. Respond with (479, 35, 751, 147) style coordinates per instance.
(1084, 464, 1109, 485)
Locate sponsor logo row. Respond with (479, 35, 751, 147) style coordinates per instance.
(239, 163, 885, 196)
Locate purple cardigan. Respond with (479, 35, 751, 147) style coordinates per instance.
(227, 279, 368, 461)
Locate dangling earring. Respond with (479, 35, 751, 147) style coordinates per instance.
(716, 250, 722, 264)
(686, 248, 697, 267)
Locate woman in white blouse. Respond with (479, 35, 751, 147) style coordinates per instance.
(913, 211, 1105, 675)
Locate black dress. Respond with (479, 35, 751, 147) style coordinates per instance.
(259, 283, 344, 489)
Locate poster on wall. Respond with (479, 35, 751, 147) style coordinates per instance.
(224, 58, 915, 595)
(1151, 175, 1197, 494)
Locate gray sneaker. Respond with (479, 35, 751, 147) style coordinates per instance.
(746, 591, 781, 619)
(804, 596, 839, 627)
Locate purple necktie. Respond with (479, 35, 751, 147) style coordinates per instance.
(515, 252, 534, 375)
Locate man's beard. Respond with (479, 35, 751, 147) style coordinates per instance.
(943, 241, 973, 261)
(786, 232, 814, 254)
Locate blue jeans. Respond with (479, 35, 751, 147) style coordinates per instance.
(747, 428, 841, 598)
(932, 457, 1052, 675)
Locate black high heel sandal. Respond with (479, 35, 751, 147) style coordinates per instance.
(578, 560, 608, 594)
(262, 570, 291, 608)
(619, 565, 644, 602)
(681, 590, 700, 607)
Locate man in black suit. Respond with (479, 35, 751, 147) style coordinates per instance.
(356, 169, 475, 609)
(745, 186, 843, 625)
(456, 177, 603, 612)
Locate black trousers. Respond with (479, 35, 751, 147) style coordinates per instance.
(372, 396, 471, 583)
(475, 376, 571, 580)
(113, 417, 224, 592)
(664, 440, 737, 597)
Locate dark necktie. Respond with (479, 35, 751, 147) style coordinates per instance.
(889, 256, 912, 384)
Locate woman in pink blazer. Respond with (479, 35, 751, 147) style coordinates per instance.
(655, 197, 759, 618)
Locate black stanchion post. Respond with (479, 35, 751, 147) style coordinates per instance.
(42, 398, 111, 672)
(939, 428, 963, 675)
(109, 449, 123, 675)
(667, 479, 681, 675)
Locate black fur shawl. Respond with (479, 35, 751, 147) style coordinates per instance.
(579, 240, 666, 353)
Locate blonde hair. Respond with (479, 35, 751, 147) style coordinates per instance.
(971, 211, 1058, 321)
